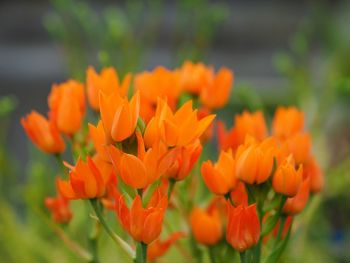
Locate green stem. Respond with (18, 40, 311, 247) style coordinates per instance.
(89, 199, 135, 259)
(88, 219, 101, 263)
(239, 251, 247, 263)
(275, 215, 287, 245)
(168, 179, 176, 199)
(54, 154, 67, 176)
(134, 242, 148, 263)
(207, 246, 217, 263)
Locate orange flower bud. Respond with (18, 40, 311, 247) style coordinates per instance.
(99, 90, 140, 143)
(164, 141, 202, 181)
(303, 156, 324, 193)
(273, 155, 303, 197)
(135, 67, 181, 122)
(201, 149, 237, 195)
(108, 132, 177, 189)
(200, 67, 233, 109)
(236, 137, 277, 184)
(115, 189, 168, 244)
(179, 61, 213, 95)
(190, 205, 222, 245)
(283, 132, 311, 164)
(147, 232, 185, 261)
(226, 203, 260, 252)
(57, 156, 113, 199)
(230, 182, 248, 206)
(217, 111, 267, 151)
(144, 99, 215, 148)
(283, 178, 310, 215)
(48, 80, 85, 135)
(86, 66, 131, 110)
(272, 107, 304, 140)
(45, 193, 72, 224)
(21, 111, 65, 154)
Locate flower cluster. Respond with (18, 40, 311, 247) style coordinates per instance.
(21, 61, 323, 263)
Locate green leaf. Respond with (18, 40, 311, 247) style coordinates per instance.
(261, 213, 280, 237)
(264, 225, 292, 263)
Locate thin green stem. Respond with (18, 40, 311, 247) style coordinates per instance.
(89, 199, 135, 259)
(239, 251, 247, 263)
(168, 179, 176, 199)
(134, 242, 148, 263)
(207, 246, 217, 263)
(88, 219, 101, 263)
(275, 215, 287, 245)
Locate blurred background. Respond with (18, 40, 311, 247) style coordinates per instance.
(0, 0, 350, 262)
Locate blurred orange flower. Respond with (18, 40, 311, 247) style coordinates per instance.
(21, 111, 65, 154)
(115, 189, 168, 244)
(45, 193, 72, 224)
(144, 99, 215, 147)
(201, 149, 237, 195)
(283, 132, 311, 164)
(190, 205, 222, 245)
(303, 156, 324, 193)
(57, 156, 113, 199)
(226, 203, 260, 252)
(273, 155, 303, 197)
(236, 137, 277, 184)
(272, 106, 304, 140)
(99, 90, 140, 143)
(147, 232, 185, 261)
(283, 178, 310, 215)
(86, 66, 131, 110)
(48, 80, 85, 135)
(229, 182, 248, 206)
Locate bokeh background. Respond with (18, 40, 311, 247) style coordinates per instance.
(0, 0, 350, 262)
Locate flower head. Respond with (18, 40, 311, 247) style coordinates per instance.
(45, 193, 72, 224)
(283, 178, 310, 215)
(272, 106, 304, 140)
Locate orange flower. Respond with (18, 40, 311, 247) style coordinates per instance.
(273, 155, 303, 197)
(144, 99, 215, 147)
(198, 107, 214, 142)
(201, 149, 237, 195)
(226, 203, 260, 252)
(218, 111, 267, 151)
(108, 132, 177, 189)
(179, 61, 213, 95)
(86, 66, 131, 110)
(272, 107, 304, 140)
(283, 132, 311, 164)
(57, 156, 113, 199)
(283, 178, 310, 215)
(190, 205, 222, 245)
(99, 90, 140, 143)
(164, 140, 202, 181)
(200, 67, 233, 109)
(21, 111, 65, 154)
(48, 80, 85, 135)
(45, 193, 72, 224)
(230, 182, 248, 206)
(303, 156, 324, 193)
(236, 137, 277, 184)
(115, 189, 168, 244)
(135, 67, 181, 122)
(88, 121, 109, 162)
(147, 232, 185, 261)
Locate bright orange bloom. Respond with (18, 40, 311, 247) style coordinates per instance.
(164, 140, 202, 181)
(283, 178, 310, 215)
(86, 66, 131, 110)
(57, 156, 113, 199)
(144, 99, 215, 148)
(21, 111, 65, 154)
(272, 107, 304, 140)
(134, 67, 181, 122)
(303, 156, 324, 193)
(283, 132, 311, 164)
(198, 107, 214, 142)
(147, 232, 185, 261)
(201, 149, 237, 195)
(200, 67, 233, 109)
(273, 155, 303, 197)
(48, 80, 85, 135)
(218, 111, 267, 151)
(108, 132, 177, 189)
(190, 205, 222, 245)
(236, 137, 277, 184)
(179, 61, 213, 95)
(45, 193, 72, 224)
(230, 182, 248, 206)
(226, 203, 260, 252)
(99, 90, 140, 143)
(115, 189, 168, 244)
(88, 121, 109, 162)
